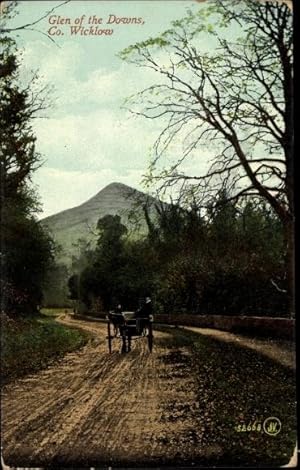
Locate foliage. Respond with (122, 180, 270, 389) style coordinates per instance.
(1, 312, 89, 382)
(0, 23, 54, 315)
(76, 215, 128, 310)
(66, 1, 290, 318)
(1, 201, 55, 313)
(120, 0, 294, 316)
(43, 261, 71, 307)
(155, 197, 286, 315)
(69, 197, 287, 316)
(68, 273, 79, 301)
(120, 0, 293, 214)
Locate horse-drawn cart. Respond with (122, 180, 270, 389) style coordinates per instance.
(107, 311, 153, 353)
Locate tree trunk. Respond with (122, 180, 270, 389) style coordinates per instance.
(285, 217, 295, 318)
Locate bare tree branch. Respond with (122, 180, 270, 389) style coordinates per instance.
(0, 1, 70, 46)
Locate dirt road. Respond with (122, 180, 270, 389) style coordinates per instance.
(1, 315, 210, 467)
(2, 314, 296, 468)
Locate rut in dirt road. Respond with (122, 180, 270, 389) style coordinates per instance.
(1, 315, 208, 467)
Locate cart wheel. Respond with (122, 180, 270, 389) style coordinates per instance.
(107, 320, 112, 353)
(148, 323, 153, 352)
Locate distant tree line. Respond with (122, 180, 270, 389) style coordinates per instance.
(69, 194, 287, 317)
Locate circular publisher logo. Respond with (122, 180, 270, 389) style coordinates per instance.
(263, 417, 281, 436)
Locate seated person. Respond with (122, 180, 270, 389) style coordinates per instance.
(111, 303, 124, 336)
(135, 297, 153, 333)
(135, 297, 152, 318)
(114, 303, 123, 315)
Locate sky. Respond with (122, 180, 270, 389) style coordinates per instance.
(3, 0, 292, 218)
(4, 0, 218, 218)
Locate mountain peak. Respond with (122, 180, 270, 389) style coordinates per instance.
(104, 181, 130, 189)
(86, 182, 139, 204)
(100, 181, 136, 193)
(41, 181, 162, 266)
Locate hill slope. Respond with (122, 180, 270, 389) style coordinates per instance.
(41, 182, 159, 266)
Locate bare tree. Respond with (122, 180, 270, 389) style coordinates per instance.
(120, 0, 294, 316)
(0, 0, 69, 46)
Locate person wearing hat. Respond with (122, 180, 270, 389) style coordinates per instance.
(135, 296, 152, 317)
(135, 296, 153, 334)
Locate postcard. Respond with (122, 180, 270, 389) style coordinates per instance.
(0, 0, 296, 468)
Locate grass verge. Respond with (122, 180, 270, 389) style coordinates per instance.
(156, 325, 296, 467)
(1, 312, 89, 384)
